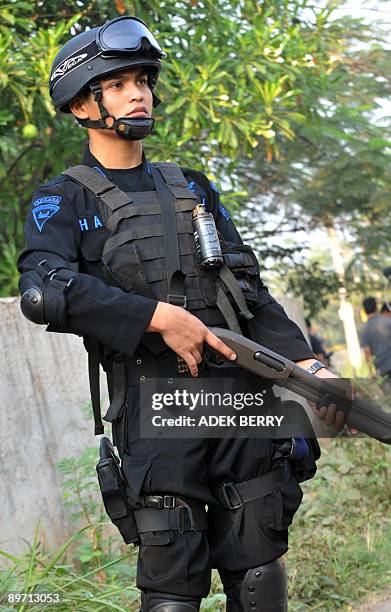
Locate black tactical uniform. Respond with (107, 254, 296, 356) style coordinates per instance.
(18, 15, 319, 612)
(18, 146, 317, 606)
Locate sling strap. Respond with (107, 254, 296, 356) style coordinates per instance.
(83, 336, 104, 435)
(218, 265, 254, 322)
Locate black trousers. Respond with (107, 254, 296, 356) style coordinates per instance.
(137, 476, 302, 598)
(118, 385, 304, 597)
(106, 350, 309, 597)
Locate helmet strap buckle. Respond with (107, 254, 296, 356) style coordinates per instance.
(105, 115, 115, 128)
(89, 82, 115, 126)
(90, 82, 103, 103)
(78, 78, 154, 139)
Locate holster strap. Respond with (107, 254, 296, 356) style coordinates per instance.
(134, 505, 207, 533)
(214, 462, 292, 510)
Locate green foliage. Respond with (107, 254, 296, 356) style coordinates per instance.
(2, 0, 387, 297)
(0, 446, 139, 611)
(285, 261, 340, 319)
(289, 439, 391, 610)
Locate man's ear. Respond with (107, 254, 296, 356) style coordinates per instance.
(69, 96, 90, 119)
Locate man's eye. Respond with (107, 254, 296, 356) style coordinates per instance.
(139, 77, 148, 85)
(109, 82, 121, 89)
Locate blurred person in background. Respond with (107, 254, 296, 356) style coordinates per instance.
(360, 297, 391, 380)
(305, 318, 330, 366)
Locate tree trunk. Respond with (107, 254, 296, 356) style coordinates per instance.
(324, 219, 362, 372)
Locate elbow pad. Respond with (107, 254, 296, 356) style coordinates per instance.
(21, 286, 46, 324)
(20, 260, 77, 328)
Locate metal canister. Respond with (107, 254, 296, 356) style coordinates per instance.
(192, 203, 223, 269)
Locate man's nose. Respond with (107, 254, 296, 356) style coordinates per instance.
(127, 83, 143, 101)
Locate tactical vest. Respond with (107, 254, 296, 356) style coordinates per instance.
(63, 162, 261, 334)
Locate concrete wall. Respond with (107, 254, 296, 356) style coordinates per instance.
(0, 295, 327, 557)
(0, 298, 101, 556)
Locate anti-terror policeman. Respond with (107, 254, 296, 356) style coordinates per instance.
(18, 16, 342, 612)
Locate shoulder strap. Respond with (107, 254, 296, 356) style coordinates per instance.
(149, 163, 186, 307)
(154, 162, 189, 188)
(62, 165, 131, 223)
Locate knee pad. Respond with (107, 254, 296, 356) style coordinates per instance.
(140, 591, 201, 612)
(222, 557, 288, 612)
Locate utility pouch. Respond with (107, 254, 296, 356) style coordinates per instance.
(289, 436, 320, 483)
(272, 436, 320, 483)
(96, 437, 140, 545)
(221, 241, 260, 304)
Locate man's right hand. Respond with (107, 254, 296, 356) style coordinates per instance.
(146, 301, 236, 377)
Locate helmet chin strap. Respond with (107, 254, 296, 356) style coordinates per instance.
(76, 82, 155, 141)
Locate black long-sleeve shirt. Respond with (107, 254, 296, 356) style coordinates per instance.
(17, 147, 314, 362)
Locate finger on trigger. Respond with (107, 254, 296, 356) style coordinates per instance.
(206, 333, 236, 361)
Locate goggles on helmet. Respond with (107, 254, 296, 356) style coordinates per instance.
(50, 16, 165, 93)
(97, 16, 166, 58)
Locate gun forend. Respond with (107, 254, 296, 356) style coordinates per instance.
(210, 327, 391, 444)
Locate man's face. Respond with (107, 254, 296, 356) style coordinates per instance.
(75, 66, 153, 123)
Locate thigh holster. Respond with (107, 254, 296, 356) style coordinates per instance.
(135, 496, 207, 545)
(96, 437, 141, 544)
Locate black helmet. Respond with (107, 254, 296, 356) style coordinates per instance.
(49, 16, 166, 140)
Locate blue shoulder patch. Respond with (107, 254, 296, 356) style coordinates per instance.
(32, 195, 61, 232)
(219, 202, 230, 220)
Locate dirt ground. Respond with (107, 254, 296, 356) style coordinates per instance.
(354, 588, 391, 611)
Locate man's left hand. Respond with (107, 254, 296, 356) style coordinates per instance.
(296, 359, 358, 434)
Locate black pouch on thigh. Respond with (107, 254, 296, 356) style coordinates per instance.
(289, 436, 321, 483)
(96, 437, 141, 545)
(265, 473, 303, 530)
(137, 531, 211, 597)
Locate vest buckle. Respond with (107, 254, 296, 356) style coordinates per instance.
(167, 294, 187, 308)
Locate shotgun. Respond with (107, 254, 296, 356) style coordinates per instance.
(210, 327, 391, 445)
